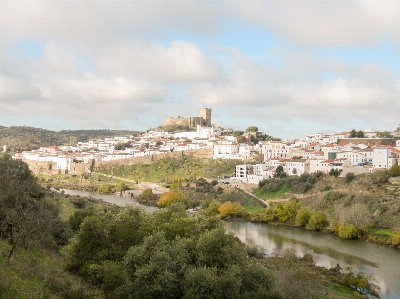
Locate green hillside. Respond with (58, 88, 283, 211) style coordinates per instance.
(0, 125, 140, 151)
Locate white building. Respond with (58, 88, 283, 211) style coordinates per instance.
(213, 142, 240, 159)
(373, 147, 395, 169)
(285, 159, 309, 176)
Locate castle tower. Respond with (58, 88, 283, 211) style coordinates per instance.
(199, 108, 212, 127)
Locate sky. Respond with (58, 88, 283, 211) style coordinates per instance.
(1, 0, 400, 140)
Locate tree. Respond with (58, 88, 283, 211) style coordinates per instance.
(376, 131, 390, 138)
(274, 165, 286, 179)
(350, 129, 357, 138)
(246, 126, 259, 133)
(388, 165, 400, 177)
(0, 154, 57, 259)
(329, 168, 341, 177)
(233, 130, 244, 137)
(138, 188, 157, 205)
(157, 190, 188, 207)
(69, 135, 78, 146)
(356, 130, 364, 138)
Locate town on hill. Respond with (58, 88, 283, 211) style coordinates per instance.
(7, 108, 400, 184)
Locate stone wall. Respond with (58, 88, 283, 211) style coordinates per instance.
(337, 137, 399, 146)
(23, 160, 58, 175)
(163, 116, 190, 127)
(340, 165, 371, 176)
(24, 148, 213, 175)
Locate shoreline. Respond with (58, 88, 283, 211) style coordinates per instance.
(51, 183, 399, 250)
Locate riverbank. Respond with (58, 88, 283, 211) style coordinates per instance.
(58, 188, 382, 299)
(40, 169, 400, 250)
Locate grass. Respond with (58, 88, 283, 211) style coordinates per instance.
(369, 228, 394, 238)
(100, 156, 241, 183)
(0, 239, 100, 299)
(253, 184, 291, 199)
(244, 205, 265, 213)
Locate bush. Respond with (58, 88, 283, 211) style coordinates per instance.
(388, 165, 400, 177)
(205, 200, 221, 216)
(295, 208, 312, 227)
(275, 201, 300, 223)
(338, 224, 358, 239)
(392, 233, 400, 247)
(306, 211, 328, 230)
(218, 201, 247, 218)
(323, 191, 342, 202)
(157, 191, 187, 207)
(264, 180, 283, 192)
(98, 183, 113, 193)
(344, 172, 355, 183)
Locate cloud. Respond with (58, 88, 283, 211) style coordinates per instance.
(234, 0, 400, 47)
(1, 0, 400, 137)
(187, 49, 400, 130)
(96, 40, 222, 83)
(0, 1, 225, 45)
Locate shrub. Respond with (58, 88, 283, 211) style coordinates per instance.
(264, 180, 283, 192)
(295, 208, 312, 227)
(323, 191, 342, 202)
(157, 191, 187, 207)
(344, 172, 355, 183)
(98, 183, 113, 193)
(392, 233, 400, 247)
(275, 201, 300, 223)
(306, 211, 328, 230)
(338, 224, 358, 239)
(388, 165, 400, 177)
(205, 201, 221, 215)
(218, 201, 247, 218)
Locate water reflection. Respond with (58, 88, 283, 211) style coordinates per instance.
(226, 222, 400, 299)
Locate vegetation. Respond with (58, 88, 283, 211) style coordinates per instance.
(100, 155, 241, 183)
(251, 170, 400, 246)
(246, 126, 259, 132)
(388, 165, 400, 177)
(349, 129, 364, 138)
(256, 172, 324, 199)
(161, 124, 196, 133)
(0, 154, 382, 298)
(0, 125, 139, 151)
(64, 203, 282, 298)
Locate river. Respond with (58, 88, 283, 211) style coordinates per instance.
(61, 189, 399, 299)
(225, 221, 400, 299)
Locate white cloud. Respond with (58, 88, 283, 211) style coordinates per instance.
(234, 0, 400, 47)
(187, 49, 400, 130)
(0, 1, 224, 46)
(96, 40, 221, 83)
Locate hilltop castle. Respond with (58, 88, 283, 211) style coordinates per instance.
(163, 108, 212, 128)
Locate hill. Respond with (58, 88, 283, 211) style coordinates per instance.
(0, 125, 140, 151)
(251, 171, 400, 247)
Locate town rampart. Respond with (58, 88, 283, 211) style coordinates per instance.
(337, 137, 399, 146)
(23, 160, 58, 175)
